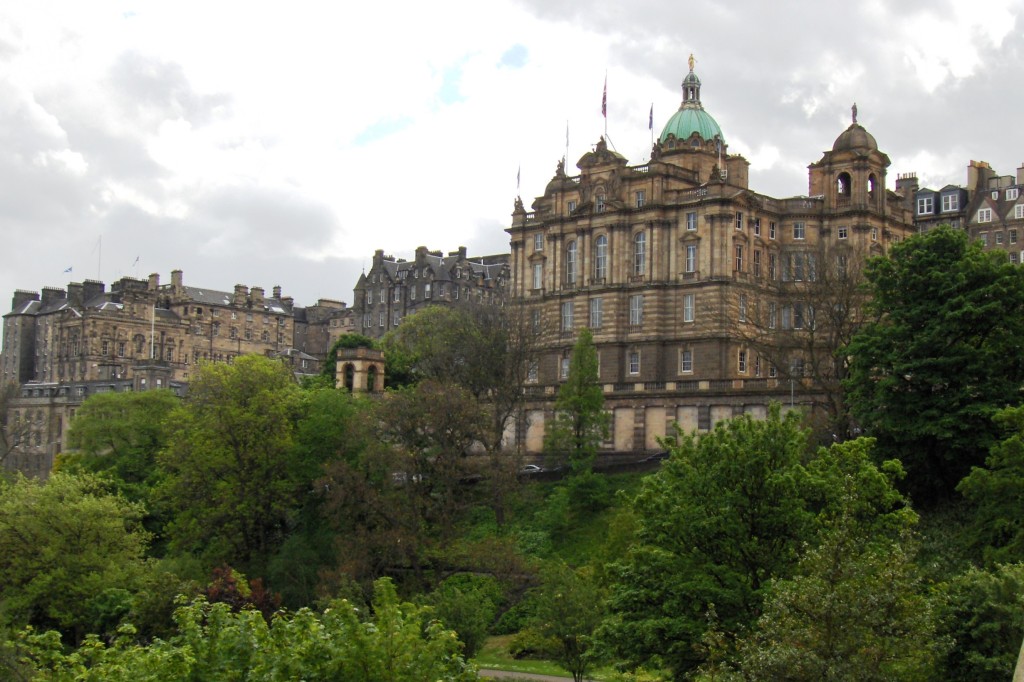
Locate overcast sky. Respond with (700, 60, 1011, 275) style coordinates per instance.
(1, 1, 1022, 315)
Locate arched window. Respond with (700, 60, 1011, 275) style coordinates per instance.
(868, 174, 878, 201)
(343, 363, 355, 391)
(594, 235, 608, 280)
(837, 172, 852, 198)
(633, 232, 646, 276)
(367, 365, 378, 392)
(566, 240, 577, 285)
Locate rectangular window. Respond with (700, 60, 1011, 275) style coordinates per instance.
(942, 194, 960, 212)
(628, 351, 640, 375)
(394, 288, 400, 302)
(561, 301, 574, 331)
(838, 226, 849, 239)
(567, 200, 577, 214)
(685, 244, 698, 273)
(978, 208, 993, 223)
(560, 356, 570, 379)
(101, 340, 109, 355)
(596, 195, 606, 213)
(117, 342, 125, 357)
(379, 289, 386, 303)
(754, 355, 762, 377)
(871, 227, 879, 241)
(680, 349, 693, 373)
(794, 222, 806, 240)
(738, 294, 747, 322)
(753, 217, 761, 236)
(736, 211, 743, 229)
(1016, 205, 1024, 220)
(980, 232, 989, 247)
(589, 298, 603, 328)
(753, 249, 762, 277)
(393, 312, 401, 326)
(738, 350, 747, 374)
(531, 309, 541, 334)
(686, 211, 697, 231)
(769, 363, 778, 378)
(917, 196, 933, 215)
(532, 263, 543, 290)
(769, 302, 777, 329)
(1009, 188, 1019, 201)
(534, 233, 544, 251)
(635, 190, 645, 208)
(410, 285, 416, 300)
(629, 294, 644, 326)
(366, 290, 372, 304)
(769, 253, 777, 280)
(1011, 229, 1018, 244)
(769, 221, 777, 239)
(683, 293, 695, 322)
(379, 312, 385, 327)
(996, 232, 1005, 245)
(735, 245, 744, 271)
(424, 283, 432, 298)
(527, 360, 538, 383)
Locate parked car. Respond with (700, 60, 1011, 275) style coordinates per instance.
(519, 464, 544, 474)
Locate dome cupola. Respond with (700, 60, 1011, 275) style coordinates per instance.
(659, 54, 724, 145)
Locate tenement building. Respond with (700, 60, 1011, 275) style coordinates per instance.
(508, 59, 917, 454)
(352, 245, 510, 340)
(1, 270, 351, 476)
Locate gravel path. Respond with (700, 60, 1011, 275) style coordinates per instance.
(478, 669, 593, 681)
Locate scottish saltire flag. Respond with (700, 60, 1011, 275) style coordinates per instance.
(64, 266, 72, 273)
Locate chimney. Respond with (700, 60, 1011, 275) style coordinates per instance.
(233, 284, 248, 306)
(251, 286, 265, 306)
(967, 160, 993, 192)
(894, 172, 918, 197)
(12, 290, 39, 311)
(280, 296, 294, 311)
(171, 269, 183, 292)
(67, 282, 84, 306)
(273, 285, 282, 299)
(40, 287, 67, 307)
(82, 279, 105, 302)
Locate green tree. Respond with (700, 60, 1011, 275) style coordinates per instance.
(530, 561, 605, 682)
(602, 405, 812, 678)
(12, 578, 477, 681)
(59, 390, 178, 546)
(544, 328, 609, 472)
(423, 573, 503, 658)
(0, 472, 151, 642)
(937, 563, 1024, 681)
(158, 355, 305, 574)
(844, 225, 1024, 503)
(958, 405, 1024, 565)
(736, 442, 936, 681)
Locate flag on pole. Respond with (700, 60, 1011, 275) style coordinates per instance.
(64, 266, 72, 273)
(517, 165, 521, 190)
(601, 74, 607, 118)
(648, 104, 653, 131)
(133, 255, 140, 266)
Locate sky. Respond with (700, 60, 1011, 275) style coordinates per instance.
(1, 0, 1022, 315)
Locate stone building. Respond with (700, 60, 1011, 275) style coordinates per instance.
(507, 60, 917, 454)
(2, 270, 350, 476)
(352, 245, 509, 340)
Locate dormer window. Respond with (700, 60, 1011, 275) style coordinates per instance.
(917, 196, 933, 215)
(978, 208, 993, 223)
(1008, 188, 1020, 201)
(942, 194, 959, 212)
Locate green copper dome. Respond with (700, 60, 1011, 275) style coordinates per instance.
(658, 56, 724, 145)
(659, 107, 724, 144)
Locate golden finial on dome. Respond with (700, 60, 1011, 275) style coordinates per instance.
(688, 53, 695, 72)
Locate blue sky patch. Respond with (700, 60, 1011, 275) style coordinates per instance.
(499, 44, 527, 69)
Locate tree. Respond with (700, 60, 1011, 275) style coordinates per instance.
(530, 561, 605, 682)
(958, 405, 1024, 565)
(59, 390, 178, 547)
(740, 240, 871, 443)
(158, 355, 305, 574)
(735, 440, 937, 681)
(543, 328, 609, 472)
(937, 563, 1024, 681)
(602, 405, 813, 678)
(845, 225, 1024, 503)
(0, 472, 151, 642)
(12, 578, 478, 681)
